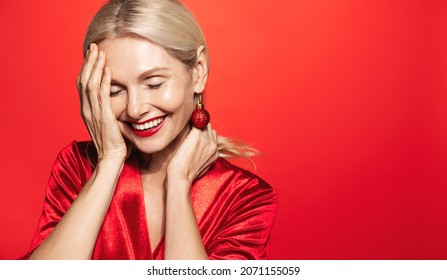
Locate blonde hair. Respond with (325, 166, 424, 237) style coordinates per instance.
(84, 0, 259, 161)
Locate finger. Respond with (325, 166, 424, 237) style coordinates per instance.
(99, 66, 113, 115)
(202, 124, 218, 161)
(76, 48, 90, 88)
(86, 49, 106, 114)
(208, 125, 219, 159)
(211, 128, 218, 144)
(79, 44, 99, 118)
(206, 123, 217, 143)
(78, 44, 98, 96)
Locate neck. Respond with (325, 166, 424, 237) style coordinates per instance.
(137, 124, 191, 175)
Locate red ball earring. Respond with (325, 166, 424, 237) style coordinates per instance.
(190, 95, 210, 129)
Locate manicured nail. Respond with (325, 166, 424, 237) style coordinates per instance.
(89, 43, 94, 52)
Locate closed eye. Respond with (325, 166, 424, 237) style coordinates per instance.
(147, 83, 163, 89)
(110, 89, 123, 96)
(110, 84, 125, 96)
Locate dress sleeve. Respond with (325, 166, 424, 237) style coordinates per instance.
(22, 141, 91, 259)
(205, 176, 278, 260)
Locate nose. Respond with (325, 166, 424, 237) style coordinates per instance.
(126, 88, 151, 120)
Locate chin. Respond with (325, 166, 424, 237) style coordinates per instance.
(130, 139, 168, 155)
(120, 126, 169, 155)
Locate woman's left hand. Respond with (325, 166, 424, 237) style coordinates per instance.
(164, 124, 217, 259)
(167, 124, 219, 185)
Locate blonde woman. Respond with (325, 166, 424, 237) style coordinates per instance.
(26, 0, 277, 260)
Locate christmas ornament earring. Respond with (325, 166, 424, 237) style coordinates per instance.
(190, 94, 210, 129)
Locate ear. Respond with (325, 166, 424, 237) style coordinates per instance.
(192, 45, 208, 93)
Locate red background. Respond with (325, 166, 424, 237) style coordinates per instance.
(1, 0, 446, 259)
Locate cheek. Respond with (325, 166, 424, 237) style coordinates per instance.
(110, 96, 127, 118)
(160, 87, 194, 113)
(158, 72, 195, 113)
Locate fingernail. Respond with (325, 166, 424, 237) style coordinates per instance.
(89, 43, 94, 52)
(99, 51, 104, 59)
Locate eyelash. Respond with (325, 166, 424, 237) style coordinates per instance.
(110, 89, 123, 96)
(109, 82, 163, 96)
(147, 83, 163, 89)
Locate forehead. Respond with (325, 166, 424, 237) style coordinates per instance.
(98, 37, 183, 79)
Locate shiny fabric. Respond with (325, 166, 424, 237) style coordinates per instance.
(25, 141, 278, 259)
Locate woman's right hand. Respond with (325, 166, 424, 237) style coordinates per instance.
(30, 46, 127, 259)
(76, 43, 127, 162)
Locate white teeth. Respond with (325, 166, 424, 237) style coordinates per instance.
(131, 117, 164, 131)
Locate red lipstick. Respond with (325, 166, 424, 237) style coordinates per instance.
(129, 116, 166, 138)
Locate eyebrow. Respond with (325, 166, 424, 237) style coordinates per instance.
(137, 67, 170, 81)
(110, 67, 170, 85)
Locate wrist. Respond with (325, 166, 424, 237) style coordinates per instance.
(166, 176, 191, 198)
(96, 157, 125, 173)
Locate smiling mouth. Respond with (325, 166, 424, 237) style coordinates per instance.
(131, 116, 166, 131)
(126, 115, 167, 138)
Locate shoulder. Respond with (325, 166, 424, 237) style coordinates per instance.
(55, 140, 90, 162)
(48, 140, 94, 188)
(52, 140, 93, 171)
(193, 158, 278, 214)
(195, 158, 278, 260)
(210, 158, 276, 194)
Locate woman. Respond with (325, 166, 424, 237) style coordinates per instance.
(26, 0, 277, 260)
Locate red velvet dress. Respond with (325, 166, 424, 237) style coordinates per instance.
(25, 141, 278, 259)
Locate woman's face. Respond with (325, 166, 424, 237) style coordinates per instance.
(98, 37, 200, 154)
